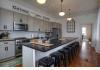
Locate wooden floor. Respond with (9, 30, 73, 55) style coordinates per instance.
(69, 40, 100, 67)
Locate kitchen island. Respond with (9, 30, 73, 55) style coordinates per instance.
(22, 37, 79, 67)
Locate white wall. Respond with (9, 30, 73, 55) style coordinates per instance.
(61, 12, 97, 37)
(0, 31, 45, 39)
(95, 7, 100, 53)
(60, 12, 97, 48)
(9, 31, 45, 39)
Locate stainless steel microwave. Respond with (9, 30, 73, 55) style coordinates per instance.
(13, 23, 28, 31)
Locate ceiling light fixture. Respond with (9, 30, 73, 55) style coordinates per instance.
(59, 0, 65, 16)
(36, 0, 47, 4)
(67, 9, 73, 21)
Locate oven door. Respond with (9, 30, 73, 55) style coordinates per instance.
(15, 44, 22, 57)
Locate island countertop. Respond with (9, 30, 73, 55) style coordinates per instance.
(23, 37, 78, 52)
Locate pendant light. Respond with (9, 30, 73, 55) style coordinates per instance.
(67, 9, 72, 21)
(36, 0, 47, 4)
(59, 0, 65, 16)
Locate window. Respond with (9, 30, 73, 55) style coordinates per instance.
(66, 19, 75, 33)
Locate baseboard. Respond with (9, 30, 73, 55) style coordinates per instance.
(0, 56, 15, 63)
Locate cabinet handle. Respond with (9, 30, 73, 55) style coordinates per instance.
(4, 25, 7, 29)
(5, 47, 8, 51)
(4, 25, 6, 29)
(7, 47, 8, 51)
(5, 47, 7, 51)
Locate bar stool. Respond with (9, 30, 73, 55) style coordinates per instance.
(50, 52, 64, 67)
(59, 49, 69, 66)
(38, 57, 54, 67)
(74, 42, 80, 54)
(64, 45, 73, 63)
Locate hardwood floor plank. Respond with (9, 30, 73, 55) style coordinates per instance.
(69, 40, 100, 67)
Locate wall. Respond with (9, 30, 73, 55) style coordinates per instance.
(60, 12, 97, 47)
(61, 12, 97, 37)
(0, 31, 45, 39)
(9, 31, 45, 39)
(95, 7, 100, 53)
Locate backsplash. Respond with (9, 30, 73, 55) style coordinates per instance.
(0, 31, 45, 39)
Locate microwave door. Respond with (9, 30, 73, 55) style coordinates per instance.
(14, 24, 26, 31)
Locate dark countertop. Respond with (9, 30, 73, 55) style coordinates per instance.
(23, 37, 78, 52)
(0, 37, 32, 42)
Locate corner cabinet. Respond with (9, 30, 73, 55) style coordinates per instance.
(0, 41, 15, 60)
(0, 8, 13, 30)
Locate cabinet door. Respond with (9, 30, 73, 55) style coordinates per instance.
(46, 21, 50, 32)
(33, 18, 40, 31)
(5, 41, 15, 58)
(0, 8, 13, 30)
(39, 19, 44, 32)
(44, 21, 48, 32)
(28, 16, 34, 31)
(49, 22, 52, 32)
(0, 45, 6, 60)
(46, 22, 51, 32)
(14, 12, 28, 24)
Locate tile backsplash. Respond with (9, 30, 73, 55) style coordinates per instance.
(0, 31, 45, 39)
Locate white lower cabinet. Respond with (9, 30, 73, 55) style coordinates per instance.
(0, 45, 6, 60)
(0, 41, 15, 60)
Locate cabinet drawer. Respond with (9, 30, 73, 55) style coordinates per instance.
(0, 41, 15, 46)
(0, 42, 4, 46)
(4, 41, 15, 44)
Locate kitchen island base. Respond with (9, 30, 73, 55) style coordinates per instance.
(22, 38, 79, 67)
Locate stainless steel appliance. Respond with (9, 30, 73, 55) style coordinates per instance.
(14, 37, 30, 57)
(13, 23, 28, 31)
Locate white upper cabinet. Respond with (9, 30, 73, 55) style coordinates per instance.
(13, 12, 28, 24)
(39, 19, 44, 32)
(0, 8, 13, 30)
(28, 16, 34, 31)
(47, 22, 52, 32)
(28, 17, 41, 32)
(33, 18, 40, 31)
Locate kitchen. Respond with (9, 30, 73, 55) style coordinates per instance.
(0, 1, 62, 66)
(0, 0, 100, 67)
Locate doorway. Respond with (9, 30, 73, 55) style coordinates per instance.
(81, 24, 92, 42)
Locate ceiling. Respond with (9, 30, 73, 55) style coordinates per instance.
(15, 0, 99, 18)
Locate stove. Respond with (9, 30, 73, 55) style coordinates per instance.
(14, 37, 30, 57)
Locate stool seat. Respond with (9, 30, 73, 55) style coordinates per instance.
(38, 57, 54, 67)
(50, 52, 63, 67)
